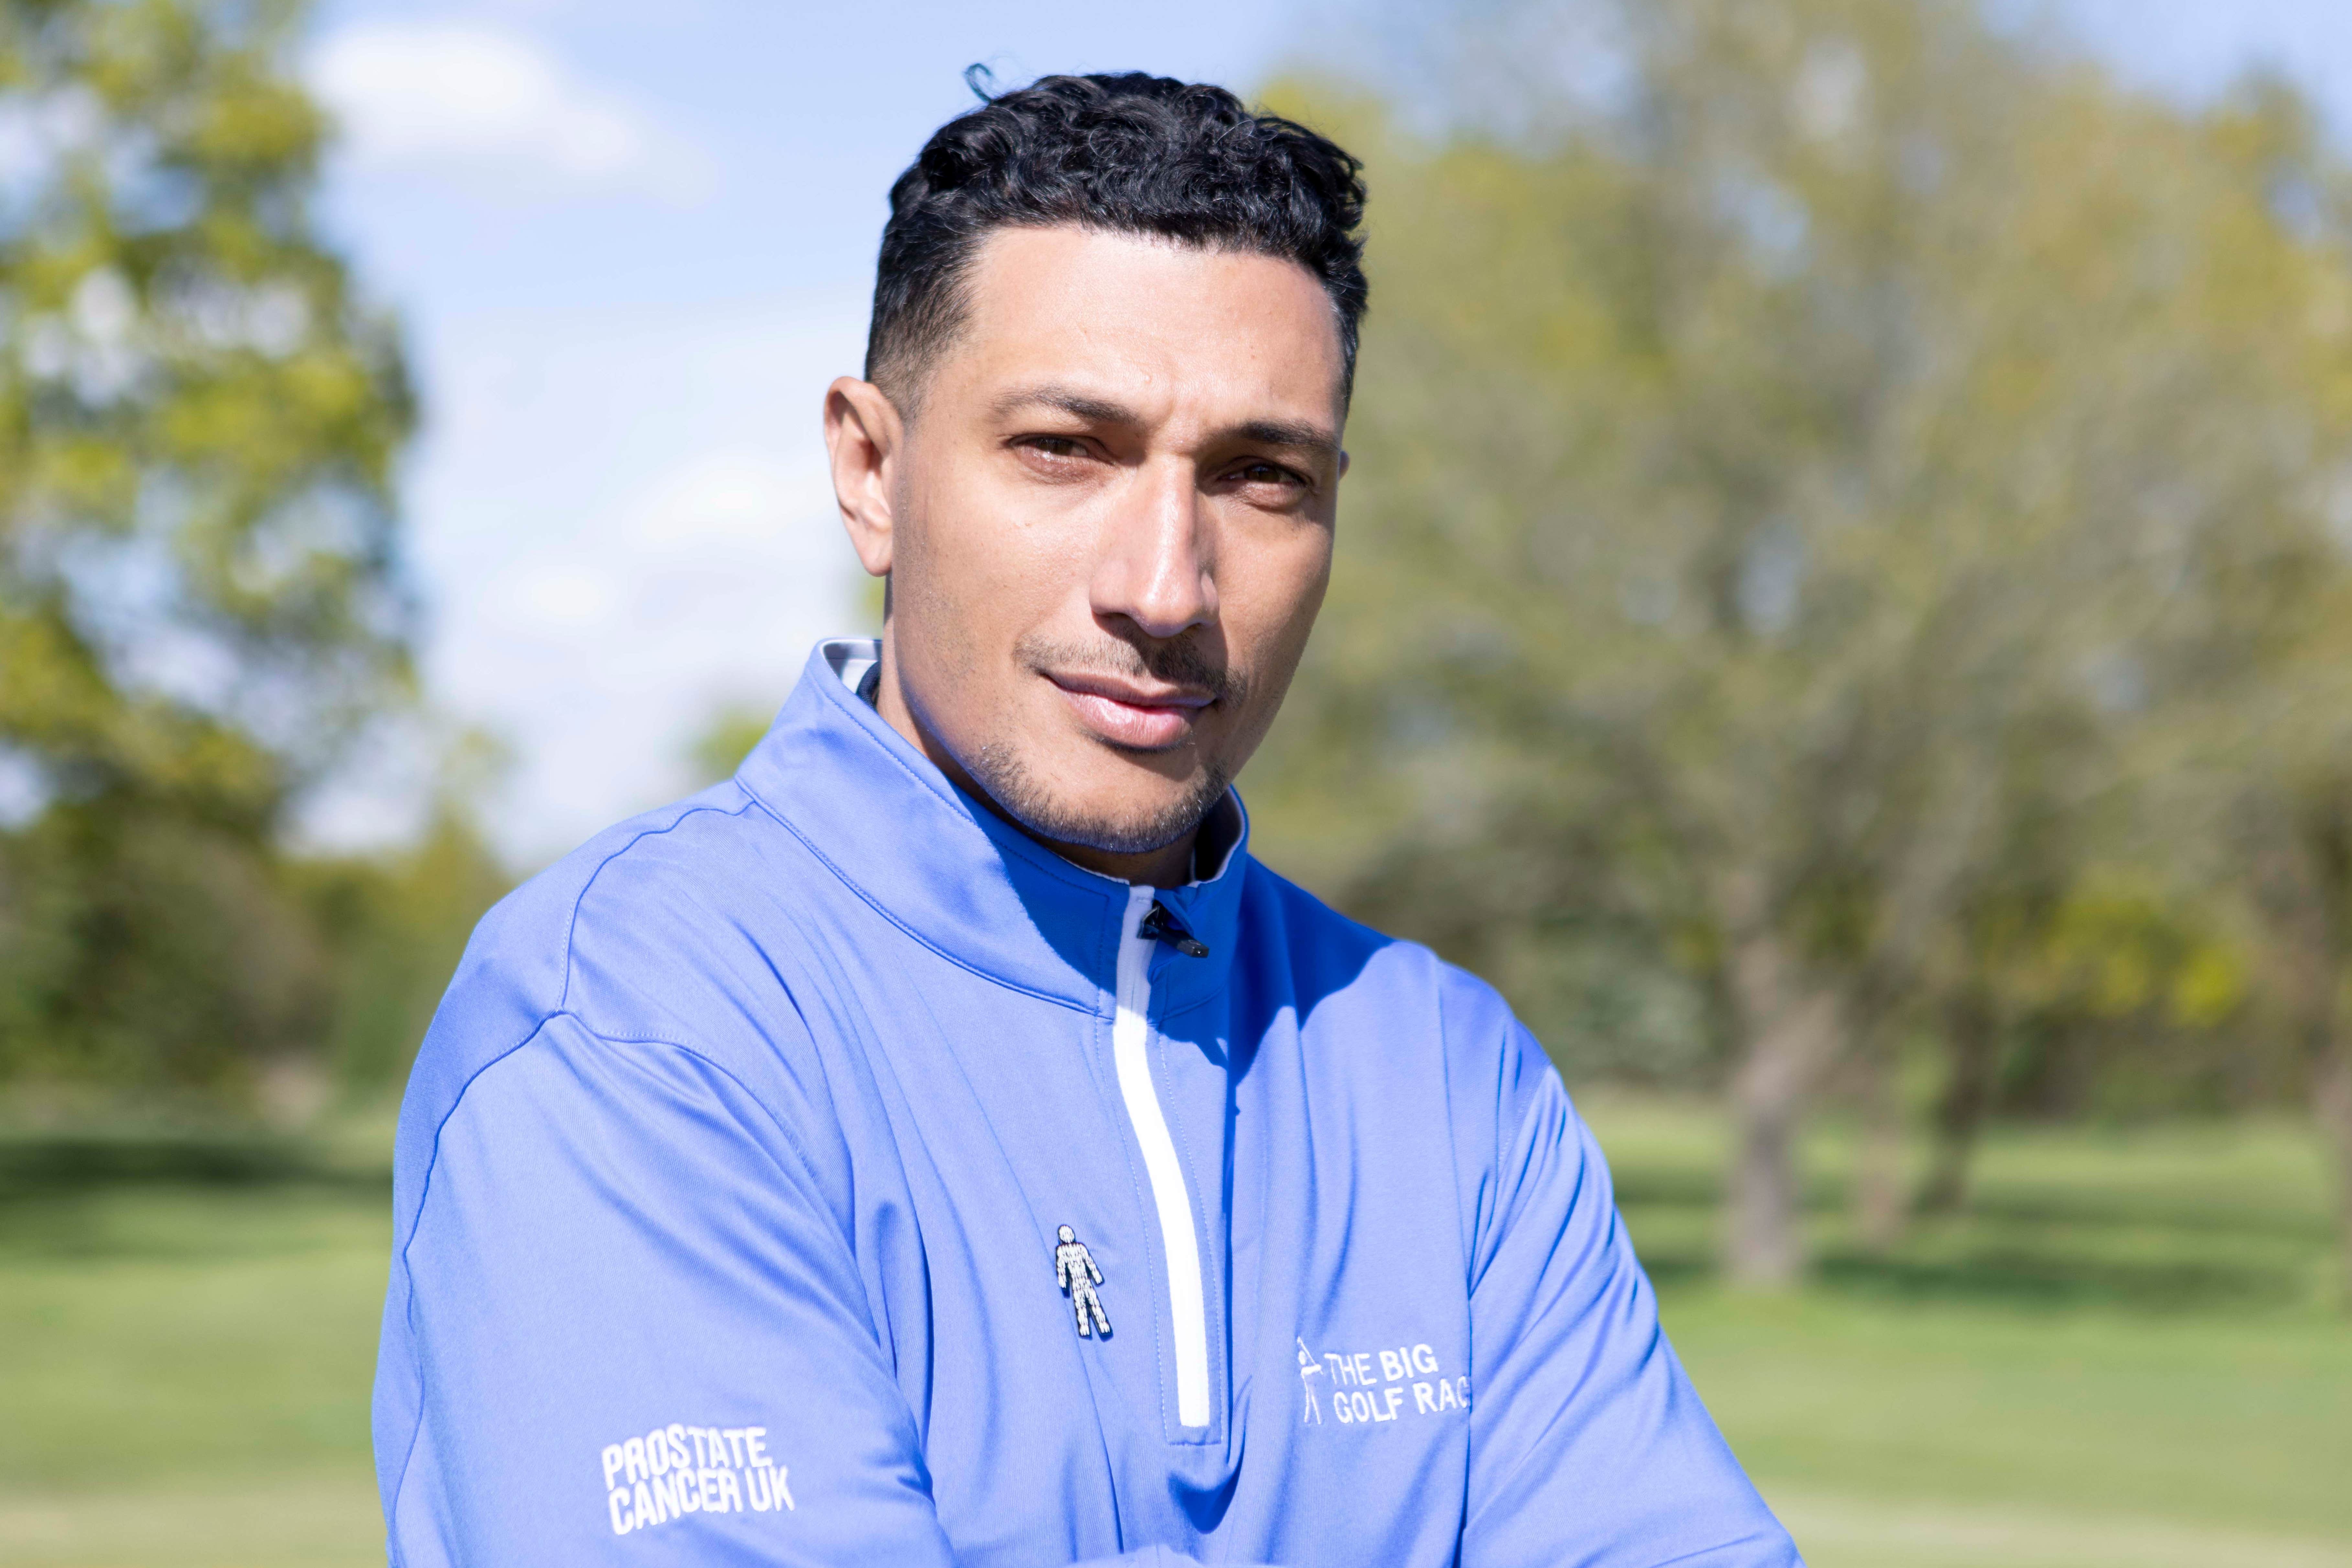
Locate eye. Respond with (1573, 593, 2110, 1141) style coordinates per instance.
(1016, 434, 1091, 460)
(1228, 459, 1310, 492)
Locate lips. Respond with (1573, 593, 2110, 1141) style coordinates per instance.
(1047, 673, 1214, 750)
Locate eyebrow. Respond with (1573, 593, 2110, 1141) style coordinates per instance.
(991, 383, 1342, 458)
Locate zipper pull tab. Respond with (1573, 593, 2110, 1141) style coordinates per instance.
(1140, 899, 1210, 958)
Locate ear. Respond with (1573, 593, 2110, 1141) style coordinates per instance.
(825, 376, 904, 578)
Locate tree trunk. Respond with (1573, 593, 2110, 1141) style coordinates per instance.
(1917, 985, 1999, 1215)
(2314, 1037, 2352, 1310)
(1851, 1041, 1909, 1251)
(1724, 923, 1842, 1289)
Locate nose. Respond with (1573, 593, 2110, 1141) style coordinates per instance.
(1089, 458, 1217, 640)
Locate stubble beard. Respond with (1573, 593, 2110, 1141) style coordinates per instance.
(961, 632, 1247, 857)
(966, 739, 1234, 857)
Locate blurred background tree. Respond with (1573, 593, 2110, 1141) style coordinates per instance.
(1255, 0, 2352, 1289)
(0, 0, 499, 1111)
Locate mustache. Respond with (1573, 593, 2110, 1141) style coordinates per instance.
(1015, 632, 1242, 704)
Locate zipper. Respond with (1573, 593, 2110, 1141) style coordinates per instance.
(1111, 883, 1212, 1429)
(1139, 900, 1210, 958)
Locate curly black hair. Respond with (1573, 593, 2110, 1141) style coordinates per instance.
(865, 71, 1368, 411)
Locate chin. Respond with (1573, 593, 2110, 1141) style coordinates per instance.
(966, 740, 1228, 858)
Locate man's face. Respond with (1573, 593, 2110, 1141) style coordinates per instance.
(827, 225, 1346, 876)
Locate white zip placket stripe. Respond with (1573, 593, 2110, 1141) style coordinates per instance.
(1110, 883, 1212, 1429)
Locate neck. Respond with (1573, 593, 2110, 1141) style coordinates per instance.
(872, 639, 1199, 890)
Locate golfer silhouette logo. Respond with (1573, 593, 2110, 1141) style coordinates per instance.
(1296, 1337, 1324, 1424)
(1054, 1225, 1110, 1338)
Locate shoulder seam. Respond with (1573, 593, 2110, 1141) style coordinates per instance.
(550, 1013, 847, 1220)
(382, 1004, 853, 1529)
(556, 794, 761, 1014)
(384, 1008, 563, 1538)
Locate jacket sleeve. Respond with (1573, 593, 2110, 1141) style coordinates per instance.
(379, 1012, 966, 1565)
(1455, 1004, 1804, 1567)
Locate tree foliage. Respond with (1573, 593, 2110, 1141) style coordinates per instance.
(1, 0, 425, 1095)
(1254, 0, 2352, 1287)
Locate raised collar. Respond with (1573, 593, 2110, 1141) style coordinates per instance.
(734, 639, 1248, 1015)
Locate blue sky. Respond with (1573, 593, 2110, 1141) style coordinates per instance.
(295, 0, 2352, 859)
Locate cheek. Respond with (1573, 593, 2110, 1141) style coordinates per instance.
(1222, 528, 1334, 668)
(904, 474, 1032, 604)
(899, 468, 1097, 672)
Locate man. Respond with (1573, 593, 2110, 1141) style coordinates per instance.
(373, 73, 1802, 1566)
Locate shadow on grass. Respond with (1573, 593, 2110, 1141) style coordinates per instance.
(0, 1132, 386, 1199)
(1609, 1168, 1723, 1210)
(0, 1133, 392, 1263)
(1613, 1152, 2326, 1315)
(1961, 1188, 2336, 1244)
(1810, 1247, 2297, 1313)
(1641, 1239, 2303, 1313)
(1609, 1172, 2323, 1241)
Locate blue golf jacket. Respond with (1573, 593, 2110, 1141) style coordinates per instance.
(373, 638, 1801, 1566)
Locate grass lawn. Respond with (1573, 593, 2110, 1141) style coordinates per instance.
(0, 1124, 391, 1567)
(1581, 1095, 2352, 1566)
(0, 1100, 2346, 1566)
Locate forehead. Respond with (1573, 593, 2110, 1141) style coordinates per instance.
(941, 225, 1346, 422)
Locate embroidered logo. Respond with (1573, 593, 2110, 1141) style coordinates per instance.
(1296, 1337, 1325, 1424)
(1302, 1342, 1471, 1426)
(1054, 1224, 1111, 1337)
(599, 1422, 793, 1536)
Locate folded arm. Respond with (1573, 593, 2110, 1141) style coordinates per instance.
(1456, 1003, 1804, 1567)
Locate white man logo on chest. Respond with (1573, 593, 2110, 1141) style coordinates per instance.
(1054, 1225, 1110, 1337)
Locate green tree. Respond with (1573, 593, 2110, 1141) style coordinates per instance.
(2219, 571, 2352, 1300)
(1256, 0, 2352, 1284)
(1, 0, 414, 1092)
(300, 802, 509, 1100)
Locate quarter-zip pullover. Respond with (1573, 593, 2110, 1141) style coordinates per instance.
(372, 638, 1800, 1567)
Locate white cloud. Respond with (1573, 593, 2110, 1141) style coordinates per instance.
(381, 291, 870, 860)
(513, 562, 621, 629)
(444, 439, 853, 857)
(625, 450, 814, 548)
(309, 21, 710, 201)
